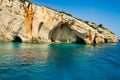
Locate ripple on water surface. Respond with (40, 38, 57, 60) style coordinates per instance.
(0, 42, 120, 80)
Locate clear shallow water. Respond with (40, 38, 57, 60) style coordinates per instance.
(0, 42, 120, 80)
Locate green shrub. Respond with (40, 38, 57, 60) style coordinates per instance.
(60, 11, 72, 17)
(98, 24, 103, 27)
(84, 21, 89, 24)
(19, 0, 28, 3)
(43, 6, 59, 12)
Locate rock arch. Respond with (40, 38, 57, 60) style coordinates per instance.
(50, 23, 86, 44)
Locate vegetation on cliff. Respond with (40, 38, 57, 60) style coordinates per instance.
(19, 0, 28, 3)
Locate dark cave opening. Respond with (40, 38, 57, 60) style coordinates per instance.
(75, 36, 86, 44)
(13, 36, 22, 42)
(93, 37, 96, 44)
(104, 38, 108, 43)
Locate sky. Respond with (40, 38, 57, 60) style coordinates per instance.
(29, 0, 120, 39)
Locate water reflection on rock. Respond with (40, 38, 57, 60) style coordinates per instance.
(0, 43, 115, 66)
(16, 44, 51, 65)
(0, 43, 117, 67)
(0, 42, 120, 80)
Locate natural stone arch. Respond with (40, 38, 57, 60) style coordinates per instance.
(50, 23, 86, 44)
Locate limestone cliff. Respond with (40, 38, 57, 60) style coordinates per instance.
(0, 0, 118, 44)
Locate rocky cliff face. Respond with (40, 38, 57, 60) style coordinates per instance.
(0, 0, 118, 44)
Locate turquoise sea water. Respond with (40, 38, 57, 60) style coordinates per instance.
(0, 42, 120, 80)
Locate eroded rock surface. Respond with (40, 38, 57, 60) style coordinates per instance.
(0, 0, 118, 44)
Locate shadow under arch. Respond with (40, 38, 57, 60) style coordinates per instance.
(75, 36, 86, 44)
(13, 36, 22, 42)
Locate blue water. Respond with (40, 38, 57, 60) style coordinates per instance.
(0, 42, 120, 80)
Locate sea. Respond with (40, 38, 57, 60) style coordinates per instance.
(0, 42, 120, 80)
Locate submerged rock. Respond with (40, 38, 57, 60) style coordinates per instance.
(0, 0, 118, 44)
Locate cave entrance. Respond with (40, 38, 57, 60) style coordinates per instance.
(93, 37, 97, 44)
(50, 23, 86, 44)
(75, 36, 86, 44)
(104, 38, 108, 43)
(50, 23, 70, 42)
(13, 36, 22, 42)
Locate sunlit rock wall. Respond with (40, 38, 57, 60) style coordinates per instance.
(0, 0, 118, 44)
